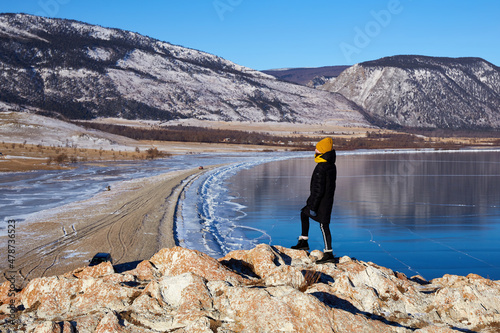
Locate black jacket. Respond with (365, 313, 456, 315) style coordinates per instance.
(302, 150, 337, 225)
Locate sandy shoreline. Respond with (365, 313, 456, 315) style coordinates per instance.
(0, 167, 208, 286)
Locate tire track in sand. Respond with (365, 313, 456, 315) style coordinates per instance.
(2, 168, 205, 286)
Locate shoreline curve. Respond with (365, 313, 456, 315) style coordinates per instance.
(0, 167, 207, 286)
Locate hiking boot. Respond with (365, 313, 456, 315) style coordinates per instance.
(291, 238, 309, 250)
(316, 251, 337, 264)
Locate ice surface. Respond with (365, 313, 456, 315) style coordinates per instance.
(176, 148, 500, 279)
(0, 152, 306, 238)
(176, 152, 308, 257)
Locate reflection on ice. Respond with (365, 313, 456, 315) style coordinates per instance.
(193, 149, 500, 279)
(176, 152, 307, 258)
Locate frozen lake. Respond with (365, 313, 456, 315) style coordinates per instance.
(179, 149, 500, 280)
(0, 151, 306, 232)
(2, 149, 500, 280)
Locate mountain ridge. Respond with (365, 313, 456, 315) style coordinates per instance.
(0, 13, 371, 128)
(321, 55, 500, 129)
(262, 65, 350, 87)
(2, 13, 499, 131)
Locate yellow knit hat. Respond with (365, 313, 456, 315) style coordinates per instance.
(316, 137, 333, 154)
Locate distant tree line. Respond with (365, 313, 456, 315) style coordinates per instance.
(335, 133, 432, 150)
(405, 128, 500, 138)
(72, 122, 482, 150)
(72, 122, 316, 148)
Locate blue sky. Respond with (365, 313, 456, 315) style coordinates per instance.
(1, 0, 499, 70)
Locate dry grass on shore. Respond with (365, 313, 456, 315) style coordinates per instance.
(3, 114, 500, 173)
(2, 133, 500, 173)
(0, 140, 289, 172)
(0, 142, 155, 172)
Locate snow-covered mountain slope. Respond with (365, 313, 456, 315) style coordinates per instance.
(0, 13, 371, 127)
(321, 55, 500, 129)
(0, 103, 138, 150)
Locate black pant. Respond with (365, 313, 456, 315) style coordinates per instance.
(300, 211, 332, 251)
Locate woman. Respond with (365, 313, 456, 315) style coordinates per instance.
(291, 137, 337, 264)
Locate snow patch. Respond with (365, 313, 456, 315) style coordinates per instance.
(70, 21, 116, 40)
(0, 109, 137, 150)
(0, 19, 50, 43)
(87, 47, 113, 61)
(71, 133, 115, 146)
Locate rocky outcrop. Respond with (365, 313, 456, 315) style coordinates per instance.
(1, 245, 499, 332)
(321, 55, 500, 129)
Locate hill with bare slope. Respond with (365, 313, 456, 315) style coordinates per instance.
(0, 13, 370, 128)
(321, 55, 500, 129)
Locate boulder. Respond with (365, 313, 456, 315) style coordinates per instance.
(28, 320, 73, 333)
(150, 246, 246, 283)
(20, 276, 139, 320)
(63, 262, 114, 279)
(2, 245, 499, 332)
(125, 260, 160, 281)
(219, 244, 307, 289)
